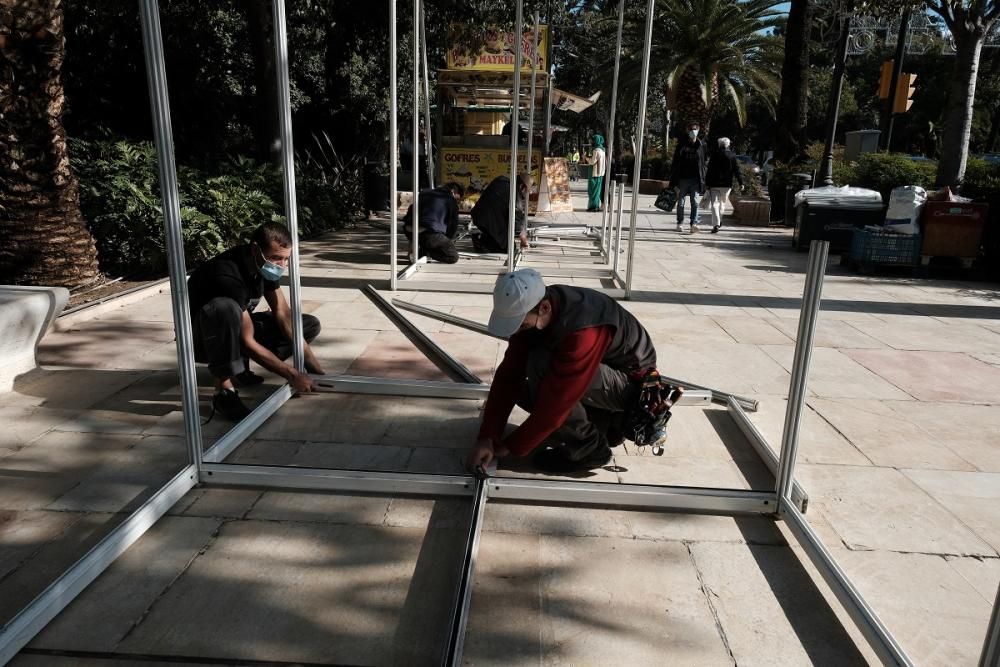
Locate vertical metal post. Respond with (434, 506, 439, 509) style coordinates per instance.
(420, 1, 435, 187)
(272, 0, 304, 371)
(138, 0, 203, 472)
(411, 0, 420, 266)
(525, 13, 540, 218)
(603, 0, 625, 254)
(507, 0, 525, 272)
(981, 583, 1000, 667)
(881, 7, 911, 152)
(624, 0, 657, 299)
(389, 0, 398, 289)
(775, 240, 829, 508)
(817, 8, 853, 187)
(613, 179, 625, 273)
(543, 57, 554, 156)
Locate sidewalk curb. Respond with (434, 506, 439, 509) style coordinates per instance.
(55, 279, 171, 331)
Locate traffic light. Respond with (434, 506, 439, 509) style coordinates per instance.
(878, 60, 894, 99)
(893, 73, 917, 113)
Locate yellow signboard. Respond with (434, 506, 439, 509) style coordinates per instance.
(447, 26, 548, 72)
(439, 147, 543, 212)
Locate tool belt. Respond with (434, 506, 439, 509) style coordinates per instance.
(623, 370, 683, 447)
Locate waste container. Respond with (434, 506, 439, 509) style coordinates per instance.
(783, 173, 813, 227)
(794, 202, 887, 251)
(920, 201, 988, 265)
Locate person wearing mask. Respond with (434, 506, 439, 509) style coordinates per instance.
(704, 137, 744, 234)
(465, 269, 681, 474)
(586, 135, 607, 212)
(668, 122, 708, 233)
(470, 175, 530, 253)
(186, 222, 324, 422)
(402, 182, 465, 264)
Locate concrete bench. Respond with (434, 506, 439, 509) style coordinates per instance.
(0, 286, 70, 392)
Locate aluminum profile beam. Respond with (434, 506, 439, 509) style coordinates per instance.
(782, 500, 914, 667)
(273, 0, 306, 373)
(776, 241, 828, 510)
(0, 465, 198, 665)
(201, 463, 475, 498)
(389, 0, 398, 290)
(486, 478, 777, 514)
(661, 375, 758, 412)
(314, 374, 490, 400)
(362, 284, 481, 383)
(981, 585, 1000, 667)
(727, 397, 808, 512)
(202, 385, 293, 463)
(602, 0, 625, 257)
(444, 477, 489, 666)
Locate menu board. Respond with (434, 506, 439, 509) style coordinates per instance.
(439, 147, 542, 212)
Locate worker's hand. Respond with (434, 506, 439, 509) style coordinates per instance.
(466, 438, 499, 473)
(518, 231, 529, 249)
(288, 369, 316, 394)
(306, 362, 326, 376)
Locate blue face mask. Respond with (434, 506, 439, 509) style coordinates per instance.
(255, 245, 285, 281)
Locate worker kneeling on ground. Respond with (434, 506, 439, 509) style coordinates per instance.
(187, 222, 325, 422)
(466, 269, 681, 474)
(403, 182, 464, 264)
(470, 175, 530, 253)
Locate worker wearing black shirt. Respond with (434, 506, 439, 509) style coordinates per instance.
(187, 222, 324, 421)
(403, 183, 464, 264)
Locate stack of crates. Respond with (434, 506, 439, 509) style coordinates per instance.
(848, 229, 922, 273)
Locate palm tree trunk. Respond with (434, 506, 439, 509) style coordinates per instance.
(775, 0, 812, 163)
(937, 30, 984, 188)
(242, 0, 282, 166)
(0, 0, 100, 287)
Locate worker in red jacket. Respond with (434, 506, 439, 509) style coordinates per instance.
(466, 269, 680, 474)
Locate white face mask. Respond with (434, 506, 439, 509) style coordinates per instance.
(688, 130, 699, 140)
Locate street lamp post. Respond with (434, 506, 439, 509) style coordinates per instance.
(817, 6, 854, 187)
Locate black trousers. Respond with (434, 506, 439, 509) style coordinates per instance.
(517, 346, 632, 460)
(192, 297, 321, 379)
(406, 230, 459, 264)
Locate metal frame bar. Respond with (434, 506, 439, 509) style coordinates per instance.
(203, 385, 293, 463)
(602, 0, 625, 258)
(389, 0, 399, 290)
(0, 465, 198, 665)
(314, 374, 490, 400)
(411, 0, 420, 267)
(624, 0, 656, 300)
(506, 0, 524, 273)
(981, 585, 1000, 667)
(444, 477, 488, 666)
(727, 397, 808, 511)
(362, 284, 481, 384)
(524, 12, 540, 222)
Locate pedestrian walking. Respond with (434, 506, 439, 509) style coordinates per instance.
(704, 137, 744, 234)
(668, 122, 707, 232)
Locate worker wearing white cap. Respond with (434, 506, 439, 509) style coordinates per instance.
(467, 269, 679, 474)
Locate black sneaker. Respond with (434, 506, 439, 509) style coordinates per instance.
(212, 388, 251, 422)
(533, 443, 612, 473)
(234, 370, 265, 386)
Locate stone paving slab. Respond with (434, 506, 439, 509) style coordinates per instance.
(902, 469, 1000, 553)
(795, 463, 996, 557)
(845, 349, 1000, 403)
(761, 345, 913, 400)
(689, 541, 870, 667)
(823, 547, 993, 667)
(804, 398, 977, 470)
(467, 532, 735, 666)
(882, 400, 1000, 472)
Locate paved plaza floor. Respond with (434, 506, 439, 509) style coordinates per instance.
(2, 187, 998, 665)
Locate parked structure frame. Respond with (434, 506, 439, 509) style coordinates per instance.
(6, 2, 1000, 667)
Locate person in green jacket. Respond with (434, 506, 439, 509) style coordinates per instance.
(586, 135, 607, 212)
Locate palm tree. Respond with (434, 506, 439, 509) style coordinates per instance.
(0, 0, 100, 287)
(774, 0, 814, 163)
(615, 0, 784, 135)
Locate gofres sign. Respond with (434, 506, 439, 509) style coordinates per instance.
(446, 26, 548, 72)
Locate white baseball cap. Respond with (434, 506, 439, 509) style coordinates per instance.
(488, 269, 547, 338)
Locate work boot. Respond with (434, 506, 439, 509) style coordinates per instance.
(212, 388, 252, 422)
(234, 369, 265, 387)
(533, 443, 612, 473)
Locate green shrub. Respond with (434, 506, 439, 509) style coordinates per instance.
(738, 163, 765, 198)
(70, 136, 364, 277)
(851, 153, 937, 200)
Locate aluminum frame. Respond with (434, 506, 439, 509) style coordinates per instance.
(0, 5, 929, 667)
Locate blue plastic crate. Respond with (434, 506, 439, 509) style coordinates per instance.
(849, 229, 921, 267)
